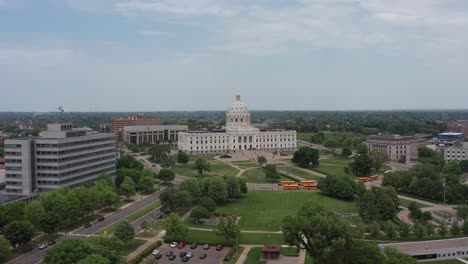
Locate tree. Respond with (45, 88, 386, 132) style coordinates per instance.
(86, 236, 123, 263)
(225, 175, 241, 198)
(190, 206, 210, 223)
(444, 160, 462, 176)
(292, 147, 319, 168)
(44, 240, 94, 264)
(282, 202, 351, 262)
(383, 221, 397, 239)
(413, 222, 426, 239)
(137, 175, 155, 194)
(207, 177, 228, 204)
(368, 151, 388, 172)
(77, 254, 110, 264)
(148, 144, 170, 163)
(118, 176, 136, 200)
(356, 143, 368, 154)
(179, 178, 202, 202)
(200, 197, 216, 214)
(192, 158, 211, 175)
(263, 164, 280, 182)
(462, 220, 468, 235)
(4, 220, 35, 247)
(408, 202, 422, 221)
(460, 160, 468, 173)
(341, 147, 352, 157)
(239, 178, 248, 194)
(385, 248, 417, 264)
(158, 168, 175, 184)
(177, 151, 189, 164)
(370, 221, 381, 238)
(439, 222, 447, 237)
(215, 217, 239, 243)
(0, 237, 11, 262)
(40, 213, 60, 234)
(24, 201, 46, 229)
(114, 220, 135, 243)
(319, 175, 358, 201)
(399, 223, 410, 239)
(140, 221, 150, 232)
(163, 213, 188, 241)
(451, 221, 461, 236)
(349, 154, 373, 176)
(257, 155, 267, 165)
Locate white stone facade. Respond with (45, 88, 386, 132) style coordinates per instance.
(178, 92, 297, 155)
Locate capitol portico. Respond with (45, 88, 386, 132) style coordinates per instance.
(177, 92, 297, 155)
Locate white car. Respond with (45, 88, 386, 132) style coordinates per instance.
(152, 249, 160, 256)
(186, 252, 193, 258)
(170, 242, 178, 248)
(38, 243, 48, 250)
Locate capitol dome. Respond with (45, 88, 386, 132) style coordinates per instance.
(226, 92, 251, 129)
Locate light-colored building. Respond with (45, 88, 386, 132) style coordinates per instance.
(178, 92, 297, 155)
(4, 123, 116, 194)
(444, 142, 468, 162)
(111, 114, 161, 141)
(380, 237, 468, 262)
(123, 125, 189, 145)
(366, 135, 425, 162)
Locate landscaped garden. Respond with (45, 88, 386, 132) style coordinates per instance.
(216, 190, 359, 231)
(277, 166, 320, 180)
(239, 168, 294, 183)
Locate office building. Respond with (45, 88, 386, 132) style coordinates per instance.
(123, 125, 188, 145)
(4, 124, 116, 194)
(366, 135, 425, 162)
(111, 114, 160, 141)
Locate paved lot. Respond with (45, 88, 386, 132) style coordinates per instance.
(154, 243, 230, 264)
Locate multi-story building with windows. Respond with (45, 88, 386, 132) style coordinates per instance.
(4, 123, 116, 194)
(444, 143, 468, 162)
(178, 92, 297, 155)
(111, 114, 160, 141)
(123, 125, 188, 145)
(366, 135, 425, 162)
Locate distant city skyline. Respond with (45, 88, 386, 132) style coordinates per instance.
(1, 0, 468, 112)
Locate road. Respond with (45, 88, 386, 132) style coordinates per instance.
(8, 188, 164, 264)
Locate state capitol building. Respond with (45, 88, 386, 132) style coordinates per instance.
(178, 92, 297, 155)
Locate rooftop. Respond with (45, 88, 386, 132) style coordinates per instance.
(381, 237, 468, 253)
(438, 132, 464, 136)
(261, 245, 281, 253)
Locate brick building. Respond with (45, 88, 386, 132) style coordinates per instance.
(111, 114, 160, 141)
(448, 121, 468, 139)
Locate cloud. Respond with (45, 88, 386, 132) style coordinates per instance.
(0, 47, 80, 67)
(115, 0, 233, 17)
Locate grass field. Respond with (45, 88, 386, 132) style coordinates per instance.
(320, 157, 352, 166)
(297, 133, 314, 142)
(121, 239, 147, 256)
(184, 229, 284, 245)
(239, 168, 293, 183)
(231, 162, 261, 169)
(399, 198, 430, 208)
(173, 163, 239, 178)
(216, 190, 358, 231)
(314, 164, 349, 177)
(278, 166, 320, 180)
(246, 247, 262, 263)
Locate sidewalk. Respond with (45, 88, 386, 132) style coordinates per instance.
(126, 230, 165, 260)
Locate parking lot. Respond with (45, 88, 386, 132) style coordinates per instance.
(154, 243, 230, 264)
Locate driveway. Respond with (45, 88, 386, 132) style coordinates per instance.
(155, 243, 230, 264)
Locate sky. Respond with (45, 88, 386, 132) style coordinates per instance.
(1, 0, 468, 112)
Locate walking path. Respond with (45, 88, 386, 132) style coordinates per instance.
(189, 227, 283, 234)
(127, 231, 165, 260)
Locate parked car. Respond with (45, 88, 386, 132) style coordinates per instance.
(98, 216, 105, 221)
(199, 254, 207, 259)
(179, 252, 187, 258)
(177, 241, 186, 249)
(38, 243, 48, 250)
(170, 242, 178, 248)
(216, 244, 223, 251)
(203, 244, 210, 250)
(84, 223, 92, 228)
(154, 253, 162, 260)
(190, 242, 197, 249)
(186, 252, 193, 258)
(152, 249, 160, 256)
(48, 240, 56, 246)
(181, 256, 189, 262)
(166, 250, 173, 256)
(169, 255, 176, 260)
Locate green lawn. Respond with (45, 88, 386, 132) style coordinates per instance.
(216, 190, 358, 231)
(246, 247, 262, 263)
(231, 162, 261, 169)
(239, 168, 293, 183)
(281, 247, 299, 256)
(278, 166, 320, 180)
(185, 229, 284, 245)
(120, 239, 147, 256)
(314, 164, 350, 177)
(173, 163, 239, 178)
(297, 133, 314, 142)
(320, 157, 352, 166)
(224, 246, 245, 264)
(399, 198, 430, 209)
